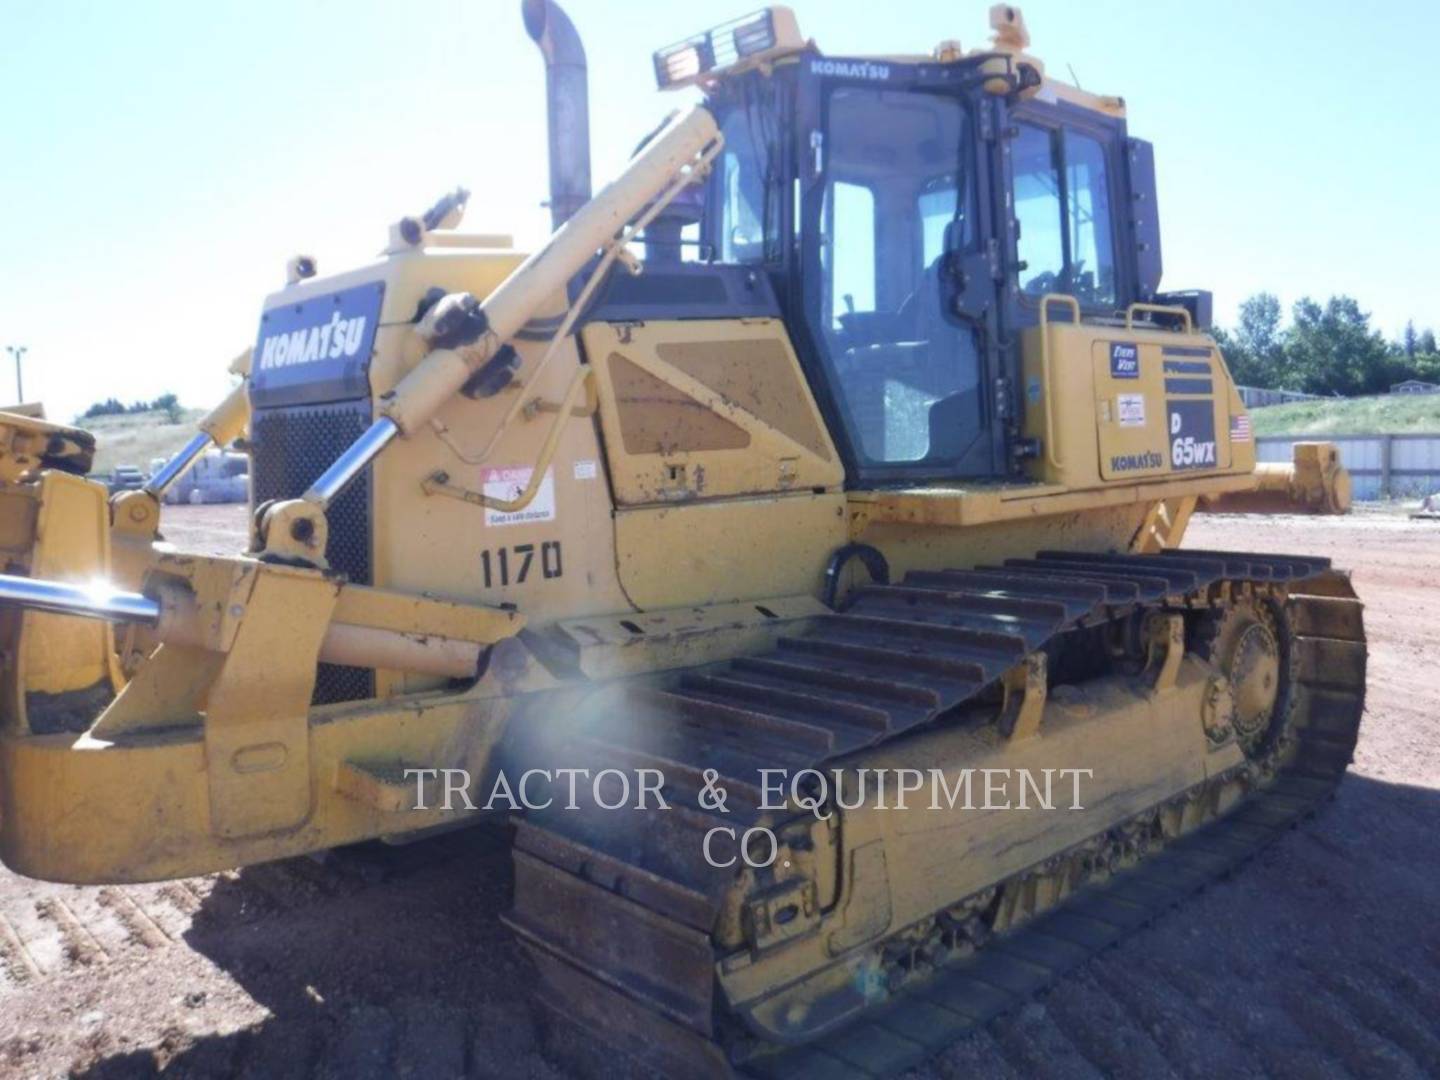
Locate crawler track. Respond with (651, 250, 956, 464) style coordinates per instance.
(504, 550, 1366, 1078)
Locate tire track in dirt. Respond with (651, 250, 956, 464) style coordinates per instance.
(97, 888, 170, 951)
(1082, 956, 1259, 1080)
(34, 895, 108, 969)
(0, 911, 40, 987)
(1038, 972, 1183, 1080)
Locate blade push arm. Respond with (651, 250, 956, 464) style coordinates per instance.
(144, 358, 251, 500)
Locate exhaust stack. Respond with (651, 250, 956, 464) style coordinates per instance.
(523, 0, 592, 230)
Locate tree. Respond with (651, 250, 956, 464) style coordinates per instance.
(80, 393, 182, 422)
(1223, 292, 1285, 387)
(151, 393, 182, 423)
(1220, 297, 1439, 395)
(82, 397, 126, 418)
(1284, 296, 1393, 395)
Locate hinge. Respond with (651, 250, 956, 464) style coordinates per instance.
(978, 104, 996, 142)
(994, 376, 1012, 422)
(985, 237, 1003, 280)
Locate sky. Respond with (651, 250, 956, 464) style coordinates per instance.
(2, 0, 1437, 422)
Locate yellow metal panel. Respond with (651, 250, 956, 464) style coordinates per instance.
(360, 255, 631, 694)
(848, 503, 1152, 586)
(1019, 323, 1102, 489)
(1092, 339, 1232, 479)
(555, 596, 826, 680)
(0, 691, 507, 883)
(1092, 339, 1169, 481)
(332, 584, 523, 644)
(654, 338, 833, 462)
(607, 353, 752, 454)
(586, 318, 842, 505)
(615, 492, 846, 610)
(89, 644, 223, 739)
(846, 472, 1253, 532)
(1021, 320, 1245, 491)
(19, 472, 118, 700)
(203, 565, 339, 839)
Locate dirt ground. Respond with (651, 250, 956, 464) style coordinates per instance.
(2, 505, 1438, 1079)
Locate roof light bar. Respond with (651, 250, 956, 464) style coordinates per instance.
(653, 6, 804, 90)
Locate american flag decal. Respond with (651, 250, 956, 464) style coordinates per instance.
(1230, 413, 1252, 442)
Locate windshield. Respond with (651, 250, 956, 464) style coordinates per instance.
(808, 86, 984, 469)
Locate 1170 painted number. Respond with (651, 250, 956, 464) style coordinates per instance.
(481, 541, 563, 587)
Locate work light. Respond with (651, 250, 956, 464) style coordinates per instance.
(653, 7, 804, 89)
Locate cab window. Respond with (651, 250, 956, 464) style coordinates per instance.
(1013, 125, 1064, 296)
(1013, 122, 1117, 307)
(1062, 130, 1116, 305)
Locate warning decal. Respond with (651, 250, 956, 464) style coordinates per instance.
(482, 466, 556, 527)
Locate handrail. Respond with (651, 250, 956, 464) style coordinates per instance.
(422, 366, 594, 513)
(1125, 302, 1192, 333)
(1037, 293, 1080, 471)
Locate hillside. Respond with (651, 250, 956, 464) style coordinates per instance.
(1251, 393, 1440, 436)
(81, 408, 206, 475)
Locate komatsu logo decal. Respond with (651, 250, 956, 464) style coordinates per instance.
(810, 59, 891, 80)
(1110, 341, 1139, 379)
(250, 280, 384, 407)
(1109, 450, 1163, 472)
(258, 311, 369, 370)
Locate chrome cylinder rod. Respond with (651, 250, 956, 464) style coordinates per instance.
(143, 432, 214, 499)
(301, 417, 398, 508)
(0, 573, 159, 625)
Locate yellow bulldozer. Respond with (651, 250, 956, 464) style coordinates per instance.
(0, 4, 1366, 1076)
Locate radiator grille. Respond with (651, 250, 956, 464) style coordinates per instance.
(250, 401, 375, 704)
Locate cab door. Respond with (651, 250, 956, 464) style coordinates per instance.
(791, 68, 1006, 484)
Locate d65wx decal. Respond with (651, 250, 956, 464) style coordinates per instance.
(1167, 400, 1217, 470)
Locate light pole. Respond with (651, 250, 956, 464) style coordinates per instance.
(4, 346, 24, 403)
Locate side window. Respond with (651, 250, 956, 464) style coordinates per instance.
(1062, 130, 1116, 306)
(1012, 122, 1118, 306)
(1013, 124, 1065, 296)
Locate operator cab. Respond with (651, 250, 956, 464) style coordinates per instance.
(654, 6, 1172, 487)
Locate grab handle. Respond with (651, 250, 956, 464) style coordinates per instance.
(1037, 294, 1080, 471)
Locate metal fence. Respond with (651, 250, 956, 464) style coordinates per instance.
(1237, 386, 1323, 407)
(1257, 434, 1440, 500)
